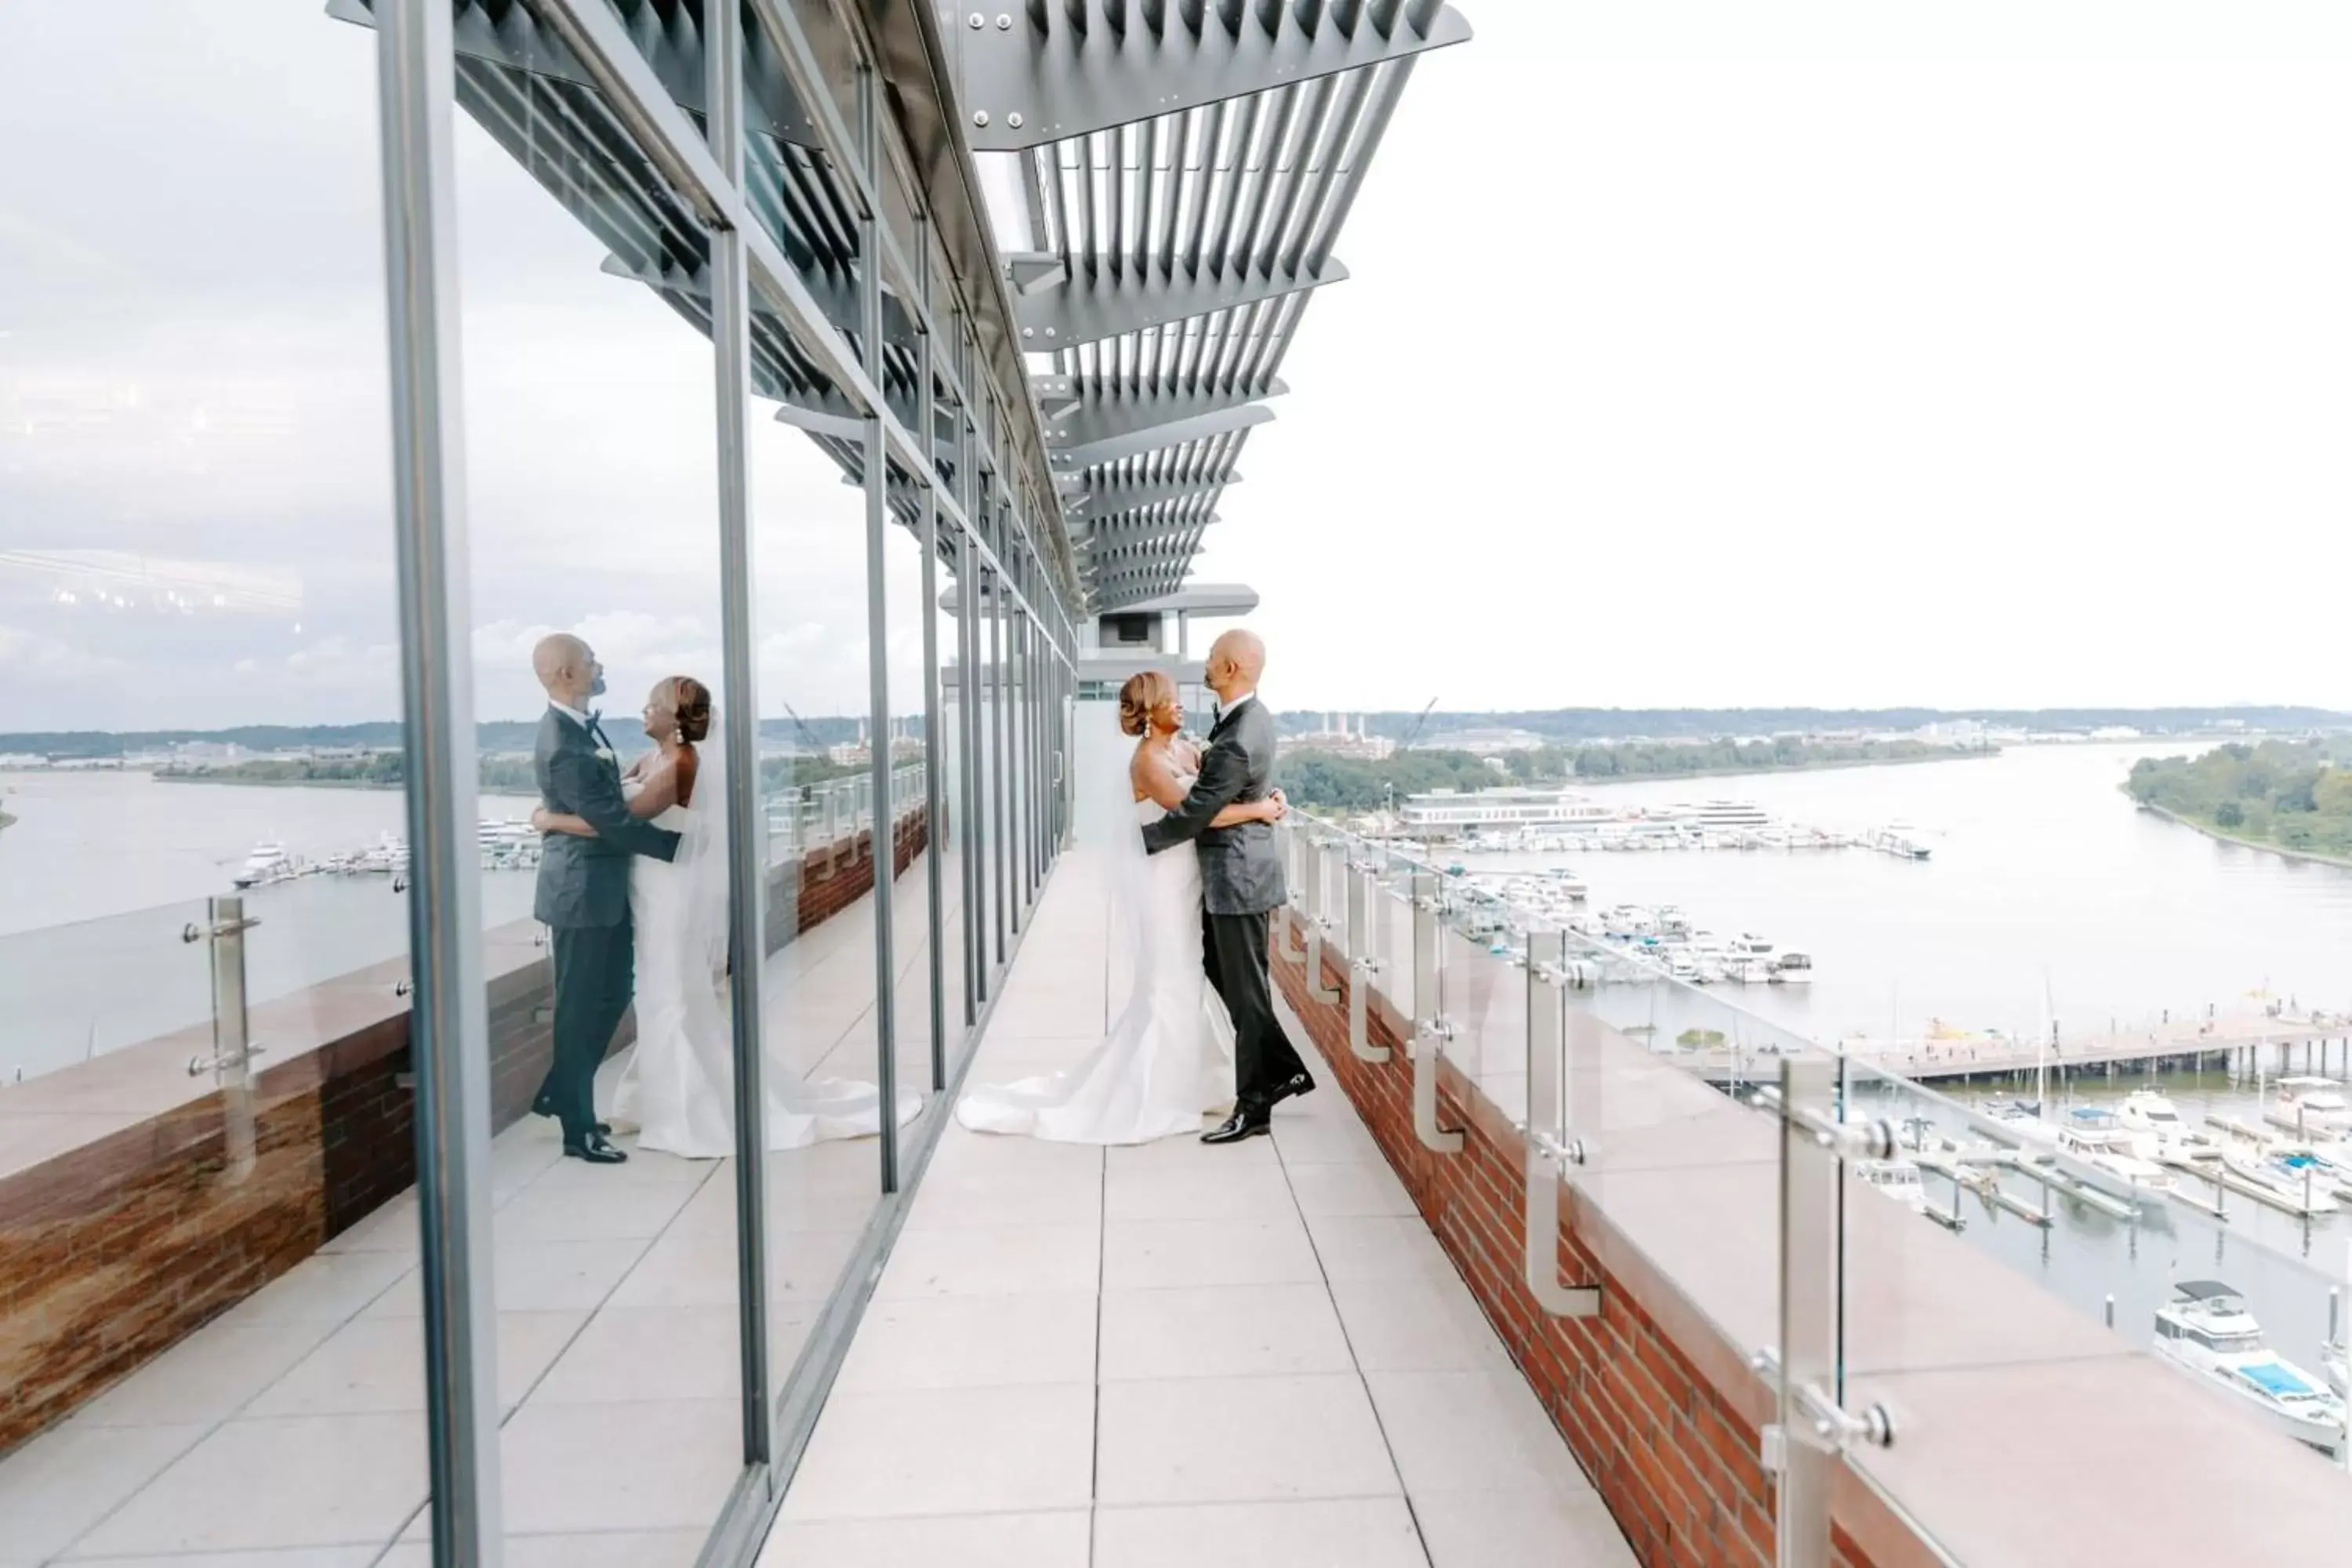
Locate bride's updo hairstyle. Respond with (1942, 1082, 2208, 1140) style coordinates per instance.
(1117, 670, 1176, 738)
(666, 676, 713, 743)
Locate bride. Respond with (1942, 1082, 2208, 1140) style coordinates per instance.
(532, 676, 920, 1158)
(956, 670, 1284, 1145)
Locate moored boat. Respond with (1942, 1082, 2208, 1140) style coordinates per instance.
(2153, 1281, 2347, 1455)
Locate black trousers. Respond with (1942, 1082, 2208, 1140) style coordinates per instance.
(546, 920, 635, 1142)
(1203, 907, 1308, 1114)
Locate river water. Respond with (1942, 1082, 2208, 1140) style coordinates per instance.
(1452, 742, 2352, 1392)
(0, 770, 540, 1083)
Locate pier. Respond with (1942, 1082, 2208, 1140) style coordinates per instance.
(1685, 1011, 2352, 1087)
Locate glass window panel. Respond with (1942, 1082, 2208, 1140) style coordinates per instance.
(0, 5, 430, 1557)
(882, 483, 940, 1178)
(937, 531, 975, 1044)
(451, 18, 743, 1546)
(978, 564, 1004, 979)
(752, 399, 891, 1410)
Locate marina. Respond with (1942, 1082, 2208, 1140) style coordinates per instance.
(1396, 786, 1936, 860)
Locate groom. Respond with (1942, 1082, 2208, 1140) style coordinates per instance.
(528, 633, 681, 1165)
(1142, 629, 1315, 1144)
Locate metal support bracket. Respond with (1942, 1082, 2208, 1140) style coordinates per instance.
(1772, 1058, 1899, 1566)
(1523, 931, 1599, 1316)
(1345, 862, 1390, 1063)
(1302, 841, 1340, 1003)
(182, 895, 263, 1180)
(1275, 823, 1308, 963)
(1410, 874, 1462, 1153)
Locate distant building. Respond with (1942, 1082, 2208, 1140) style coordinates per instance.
(1915, 719, 1987, 745)
(1414, 726, 1544, 755)
(0, 753, 52, 770)
(2089, 725, 2143, 742)
(1399, 786, 1615, 836)
(1282, 713, 1395, 760)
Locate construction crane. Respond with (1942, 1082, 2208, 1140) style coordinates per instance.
(1399, 697, 1440, 750)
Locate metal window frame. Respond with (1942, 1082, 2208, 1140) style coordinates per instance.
(374, 5, 1083, 1565)
(372, 3, 503, 1559)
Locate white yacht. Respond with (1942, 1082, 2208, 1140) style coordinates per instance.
(1866, 827, 1932, 862)
(233, 840, 297, 888)
(1983, 1098, 2060, 1147)
(2117, 1087, 2222, 1167)
(2220, 1145, 2341, 1214)
(2152, 1281, 2347, 1455)
(1599, 906, 1657, 938)
(1770, 951, 1814, 986)
(2266, 1077, 2352, 1138)
(2053, 1106, 2176, 1200)
(356, 832, 410, 875)
(1855, 1157, 1928, 1214)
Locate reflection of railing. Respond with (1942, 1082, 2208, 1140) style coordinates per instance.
(1269, 812, 2352, 1565)
(762, 762, 927, 856)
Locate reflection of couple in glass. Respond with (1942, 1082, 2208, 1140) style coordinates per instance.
(526, 632, 916, 1166)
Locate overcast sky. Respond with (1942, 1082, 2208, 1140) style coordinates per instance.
(3, 2, 2350, 732)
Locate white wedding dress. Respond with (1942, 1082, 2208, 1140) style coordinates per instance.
(956, 779, 1236, 1144)
(612, 760, 922, 1159)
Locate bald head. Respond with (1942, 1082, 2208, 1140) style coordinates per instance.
(533, 633, 602, 708)
(1204, 628, 1265, 703)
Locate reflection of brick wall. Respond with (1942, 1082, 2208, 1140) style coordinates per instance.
(0, 934, 620, 1456)
(0, 809, 931, 1457)
(1270, 925, 1907, 1568)
(765, 805, 930, 953)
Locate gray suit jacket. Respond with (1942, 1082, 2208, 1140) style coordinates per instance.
(1140, 696, 1284, 916)
(532, 708, 682, 929)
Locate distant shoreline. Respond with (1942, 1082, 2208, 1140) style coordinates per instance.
(1572, 748, 1999, 789)
(2132, 797, 2352, 873)
(154, 774, 392, 791)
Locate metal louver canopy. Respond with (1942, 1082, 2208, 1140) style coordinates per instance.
(959, 0, 1471, 610)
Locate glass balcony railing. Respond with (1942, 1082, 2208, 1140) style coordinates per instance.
(1272, 811, 2352, 1563)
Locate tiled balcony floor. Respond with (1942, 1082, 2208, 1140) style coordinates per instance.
(759, 855, 1635, 1568)
(0, 854, 959, 1568)
(2, 851, 1632, 1566)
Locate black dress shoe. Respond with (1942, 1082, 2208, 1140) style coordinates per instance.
(533, 1095, 610, 1135)
(1202, 1110, 1271, 1145)
(563, 1131, 629, 1164)
(1269, 1071, 1317, 1107)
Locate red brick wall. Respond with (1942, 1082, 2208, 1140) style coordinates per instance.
(1271, 924, 1924, 1568)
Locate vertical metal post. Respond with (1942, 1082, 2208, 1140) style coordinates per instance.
(1525, 930, 1600, 1316)
(1304, 841, 1338, 1002)
(989, 506, 1010, 966)
(1410, 873, 1462, 1153)
(703, 0, 771, 1465)
(855, 64, 898, 1192)
(916, 260, 949, 1091)
(1008, 603, 1025, 932)
(1345, 863, 1388, 1063)
(960, 498, 984, 1013)
(1276, 822, 1308, 964)
(184, 895, 260, 1182)
(373, 1, 501, 1556)
(1777, 1055, 1838, 1568)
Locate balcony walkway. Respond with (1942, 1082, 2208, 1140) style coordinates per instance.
(759, 851, 1634, 1568)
